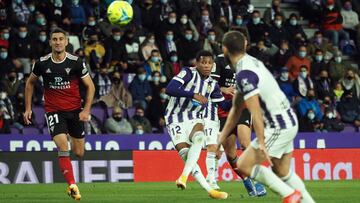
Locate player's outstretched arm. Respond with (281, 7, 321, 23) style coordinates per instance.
(79, 75, 95, 121)
(245, 94, 273, 166)
(218, 92, 244, 145)
(24, 73, 38, 125)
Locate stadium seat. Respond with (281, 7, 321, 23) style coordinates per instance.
(91, 106, 107, 124)
(343, 124, 356, 132)
(32, 106, 46, 128)
(22, 127, 40, 135)
(126, 107, 136, 118)
(10, 127, 20, 134)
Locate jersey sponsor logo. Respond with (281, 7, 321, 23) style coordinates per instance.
(46, 68, 51, 73)
(65, 68, 71, 75)
(54, 77, 62, 82)
(240, 78, 254, 92)
(49, 77, 71, 90)
(177, 70, 187, 78)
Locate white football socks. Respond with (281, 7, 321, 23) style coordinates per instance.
(206, 152, 216, 182)
(178, 147, 212, 192)
(282, 171, 316, 203)
(251, 164, 294, 198)
(181, 131, 205, 177)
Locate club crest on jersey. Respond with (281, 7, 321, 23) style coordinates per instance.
(65, 68, 71, 75)
(46, 68, 51, 73)
(55, 77, 62, 82)
(50, 126, 54, 132)
(241, 78, 254, 92)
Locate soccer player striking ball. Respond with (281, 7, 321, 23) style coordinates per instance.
(24, 28, 95, 201)
(165, 50, 228, 199)
(211, 54, 266, 196)
(218, 31, 315, 203)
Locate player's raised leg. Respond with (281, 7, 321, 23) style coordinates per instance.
(53, 134, 81, 201)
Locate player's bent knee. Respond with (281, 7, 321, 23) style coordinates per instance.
(192, 131, 205, 144)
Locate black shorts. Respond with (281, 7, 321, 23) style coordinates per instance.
(219, 108, 252, 131)
(45, 109, 85, 138)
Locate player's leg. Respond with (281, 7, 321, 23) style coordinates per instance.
(272, 152, 315, 202)
(204, 121, 220, 189)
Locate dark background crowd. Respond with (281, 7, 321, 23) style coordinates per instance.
(0, 0, 360, 135)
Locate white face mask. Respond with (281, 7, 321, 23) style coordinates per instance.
(280, 72, 289, 81)
(307, 112, 315, 120)
(169, 18, 176, 24)
(326, 112, 334, 119)
(180, 18, 188, 24)
(135, 129, 144, 135)
(148, 39, 155, 44)
(300, 71, 307, 78)
(0, 92, 7, 100)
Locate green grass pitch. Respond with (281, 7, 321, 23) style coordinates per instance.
(0, 180, 359, 203)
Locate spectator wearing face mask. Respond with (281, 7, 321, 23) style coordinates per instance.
(273, 40, 293, 70)
(299, 109, 325, 132)
(285, 45, 311, 81)
(320, 95, 340, 119)
(214, 0, 234, 26)
(340, 0, 359, 46)
(285, 13, 307, 45)
(323, 106, 345, 132)
(1, 69, 21, 102)
(140, 0, 160, 33)
(83, 0, 107, 21)
(84, 33, 105, 71)
(177, 28, 200, 66)
(198, 9, 213, 37)
(315, 69, 333, 100)
(33, 30, 51, 59)
(321, 0, 350, 47)
(163, 51, 181, 80)
(0, 47, 15, 80)
(0, 28, 10, 49)
(158, 30, 178, 61)
(277, 67, 297, 103)
(69, 0, 86, 35)
(103, 28, 127, 72)
(339, 69, 360, 100)
(155, 0, 176, 22)
(130, 106, 152, 134)
(159, 11, 182, 40)
(248, 38, 273, 71)
(263, 0, 285, 26)
(333, 81, 344, 103)
(201, 29, 222, 57)
(307, 31, 334, 56)
(328, 51, 350, 82)
(105, 106, 133, 134)
(293, 65, 314, 98)
(178, 14, 199, 42)
(129, 67, 152, 110)
(147, 73, 167, 132)
(47, 0, 71, 31)
(337, 90, 360, 129)
(310, 49, 327, 79)
(247, 10, 269, 45)
(141, 33, 161, 61)
(297, 88, 323, 120)
(212, 16, 229, 43)
(144, 49, 166, 78)
(268, 14, 290, 48)
(82, 16, 102, 41)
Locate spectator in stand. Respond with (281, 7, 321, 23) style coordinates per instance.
(248, 38, 272, 71)
(82, 16, 102, 42)
(177, 28, 201, 66)
(285, 13, 307, 45)
(33, 30, 51, 59)
(268, 13, 290, 48)
(307, 31, 334, 56)
(285, 45, 311, 81)
(297, 88, 323, 120)
(10, 0, 30, 26)
(0, 90, 14, 134)
(339, 69, 360, 100)
(123, 29, 142, 73)
(84, 32, 105, 71)
(105, 106, 133, 134)
(0, 28, 10, 49)
(155, 0, 176, 22)
(10, 25, 34, 74)
(198, 9, 213, 37)
(29, 12, 48, 37)
(178, 14, 200, 42)
(340, 0, 360, 46)
(144, 49, 166, 79)
(158, 30, 178, 61)
(277, 67, 298, 103)
(214, 0, 234, 25)
(337, 90, 360, 129)
(1, 69, 21, 103)
(273, 40, 293, 72)
(201, 29, 222, 57)
(0, 47, 15, 80)
(293, 65, 315, 98)
(199, 0, 215, 23)
(328, 50, 350, 82)
(93, 66, 112, 100)
(103, 27, 127, 72)
(321, 0, 350, 48)
(230, 14, 250, 39)
(141, 33, 161, 61)
(247, 10, 269, 44)
(263, 0, 285, 26)
(310, 49, 328, 80)
(333, 81, 344, 103)
(232, 0, 252, 22)
(315, 69, 333, 100)
(163, 51, 181, 80)
(323, 106, 345, 132)
(140, 0, 160, 33)
(69, 0, 86, 36)
(46, 0, 71, 31)
(84, 0, 107, 21)
(298, 108, 325, 132)
(300, 0, 323, 27)
(212, 15, 229, 44)
(100, 71, 132, 109)
(159, 11, 182, 40)
(176, 0, 200, 24)
(130, 106, 152, 134)
(129, 67, 152, 110)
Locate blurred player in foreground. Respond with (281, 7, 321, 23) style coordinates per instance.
(218, 31, 315, 203)
(24, 27, 95, 201)
(165, 50, 228, 199)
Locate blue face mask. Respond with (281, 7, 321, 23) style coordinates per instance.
(290, 19, 297, 26)
(208, 35, 216, 41)
(151, 56, 159, 63)
(28, 5, 35, 12)
(315, 55, 323, 62)
(253, 17, 260, 25)
(36, 18, 46, 25)
(19, 32, 27, 38)
(88, 21, 96, 26)
(15, 0, 22, 4)
(72, 0, 79, 5)
(160, 93, 168, 100)
(166, 35, 173, 41)
(153, 76, 160, 82)
(236, 19, 243, 25)
(113, 35, 121, 41)
(185, 34, 193, 40)
(39, 35, 47, 42)
(0, 52, 8, 59)
(2, 33, 9, 40)
(160, 0, 168, 4)
(170, 56, 178, 62)
(298, 51, 306, 58)
(138, 74, 146, 81)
